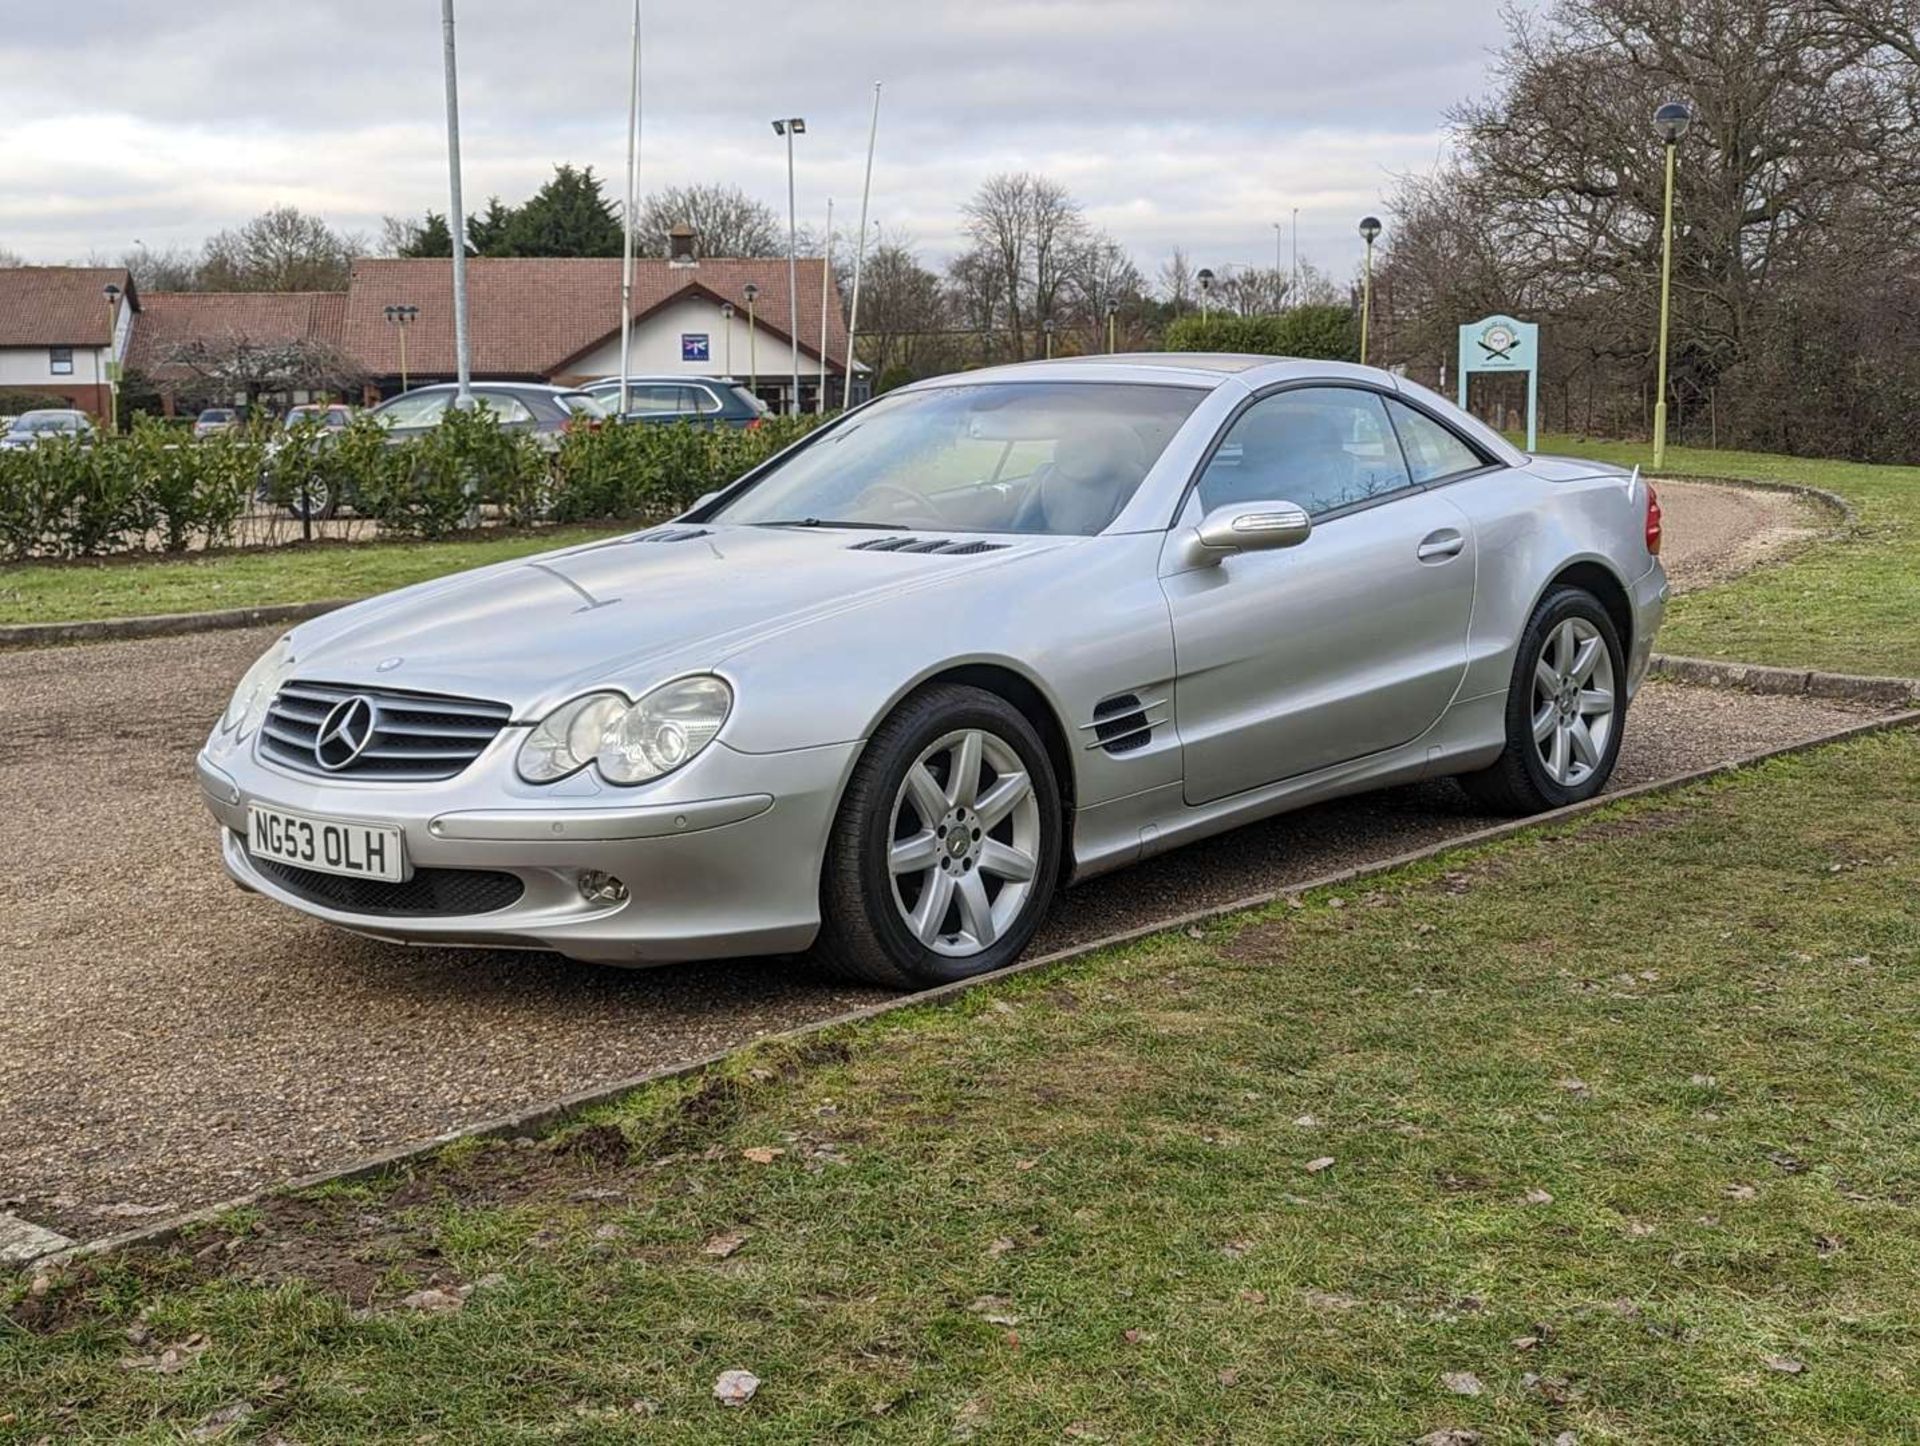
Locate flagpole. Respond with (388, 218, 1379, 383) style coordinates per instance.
(440, 0, 472, 409)
(843, 81, 880, 400)
(817, 197, 832, 413)
(618, 0, 641, 416)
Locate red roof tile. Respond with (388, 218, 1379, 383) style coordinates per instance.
(126, 291, 349, 380)
(342, 256, 849, 379)
(0, 266, 136, 347)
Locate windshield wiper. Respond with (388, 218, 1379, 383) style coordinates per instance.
(752, 517, 906, 531)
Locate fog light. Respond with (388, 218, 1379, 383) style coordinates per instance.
(578, 870, 629, 906)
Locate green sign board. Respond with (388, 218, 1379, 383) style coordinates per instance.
(1457, 314, 1538, 452)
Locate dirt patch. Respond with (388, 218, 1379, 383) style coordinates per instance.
(1654, 479, 1826, 593)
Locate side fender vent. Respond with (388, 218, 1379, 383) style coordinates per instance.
(1091, 692, 1152, 755)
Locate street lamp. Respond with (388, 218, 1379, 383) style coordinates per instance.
(1043, 316, 1056, 360)
(1106, 298, 1120, 354)
(383, 304, 420, 393)
(1652, 100, 1693, 470)
(1357, 216, 1382, 366)
(1196, 267, 1215, 316)
(771, 116, 806, 415)
(101, 282, 122, 433)
(720, 301, 735, 380)
(743, 281, 760, 397)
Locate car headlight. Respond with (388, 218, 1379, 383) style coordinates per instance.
(220, 636, 295, 738)
(517, 676, 733, 786)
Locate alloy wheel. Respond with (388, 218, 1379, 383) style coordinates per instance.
(888, 728, 1041, 958)
(1531, 616, 1616, 788)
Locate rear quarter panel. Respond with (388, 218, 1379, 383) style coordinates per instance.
(1444, 460, 1656, 698)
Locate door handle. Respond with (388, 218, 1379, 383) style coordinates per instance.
(1417, 529, 1465, 562)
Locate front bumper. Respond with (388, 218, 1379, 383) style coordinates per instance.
(198, 731, 861, 965)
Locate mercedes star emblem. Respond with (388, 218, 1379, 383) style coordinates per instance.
(314, 695, 378, 771)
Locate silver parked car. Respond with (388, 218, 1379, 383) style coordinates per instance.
(199, 356, 1667, 986)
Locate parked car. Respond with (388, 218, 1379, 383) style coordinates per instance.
(369, 383, 605, 448)
(201, 355, 1666, 987)
(262, 404, 357, 522)
(581, 376, 765, 428)
(194, 407, 242, 439)
(1, 409, 96, 450)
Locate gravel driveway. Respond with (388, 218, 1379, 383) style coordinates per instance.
(0, 481, 1867, 1238)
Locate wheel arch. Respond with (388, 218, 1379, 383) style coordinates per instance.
(1537, 558, 1634, 661)
(848, 659, 1080, 881)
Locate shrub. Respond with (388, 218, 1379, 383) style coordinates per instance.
(1162, 305, 1359, 362)
(550, 414, 828, 524)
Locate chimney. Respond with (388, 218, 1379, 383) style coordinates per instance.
(668, 223, 697, 267)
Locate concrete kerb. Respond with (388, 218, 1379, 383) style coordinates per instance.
(1649, 653, 1920, 709)
(23, 705, 1920, 1277)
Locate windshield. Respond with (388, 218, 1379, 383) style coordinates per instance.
(709, 382, 1204, 536)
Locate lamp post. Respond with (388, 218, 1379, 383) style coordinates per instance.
(744, 281, 760, 398)
(383, 304, 420, 393)
(720, 301, 734, 379)
(1272, 221, 1284, 303)
(1106, 298, 1119, 354)
(101, 282, 122, 432)
(1652, 100, 1692, 470)
(1357, 216, 1382, 365)
(1196, 267, 1215, 316)
(1043, 317, 1055, 360)
(771, 116, 806, 415)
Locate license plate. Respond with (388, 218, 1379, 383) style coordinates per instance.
(247, 803, 405, 882)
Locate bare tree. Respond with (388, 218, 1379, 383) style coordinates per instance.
(199, 206, 359, 292)
(633, 184, 782, 257)
(162, 332, 364, 406)
(122, 243, 201, 292)
(958, 173, 1088, 359)
(1156, 248, 1198, 311)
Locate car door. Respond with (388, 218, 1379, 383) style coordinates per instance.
(1162, 384, 1477, 806)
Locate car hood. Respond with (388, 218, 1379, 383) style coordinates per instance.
(286, 524, 1071, 715)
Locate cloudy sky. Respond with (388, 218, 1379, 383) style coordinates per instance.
(0, 1, 1518, 279)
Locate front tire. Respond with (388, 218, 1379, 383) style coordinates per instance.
(1459, 585, 1626, 815)
(813, 684, 1063, 988)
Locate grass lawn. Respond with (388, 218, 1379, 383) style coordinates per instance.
(8, 728, 1919, 1441)
(0, 527, 623, 627)
(1538, 434, 1920, 679)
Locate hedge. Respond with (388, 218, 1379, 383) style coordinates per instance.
(0, 411, 829, 560)
(1162, 304, 1359, 361)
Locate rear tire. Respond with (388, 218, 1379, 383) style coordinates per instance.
(812, 684, 1063, 988)
(1459, 585, 1627, 815)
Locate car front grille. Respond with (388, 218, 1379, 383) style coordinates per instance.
(259, 680, 512, 782)
(249, 853, 525, 917)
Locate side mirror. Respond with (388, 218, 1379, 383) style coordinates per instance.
(1179, 501, 1312, 568)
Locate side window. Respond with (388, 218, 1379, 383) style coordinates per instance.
(1197, 386, 1413, 517)
(628, 386, 678, 415)
(1387, 398, 1486, 484)
(475, 394, 533, 424)
(691, 385, 722, 414)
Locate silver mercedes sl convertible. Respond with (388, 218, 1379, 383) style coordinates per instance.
(199, 355, 1667, 986)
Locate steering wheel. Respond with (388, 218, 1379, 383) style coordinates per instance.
(854, 481, 946, 528)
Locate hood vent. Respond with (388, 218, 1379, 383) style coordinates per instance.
(642, 526, 712, 543)
(847, 536, 1009, 556)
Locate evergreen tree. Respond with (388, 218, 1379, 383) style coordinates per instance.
(496, 165, 621, 258)
(398, 212, 454, 259)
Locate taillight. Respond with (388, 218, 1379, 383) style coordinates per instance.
(1644, 480, 1663, 556)
(745, 416, 762, 431)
